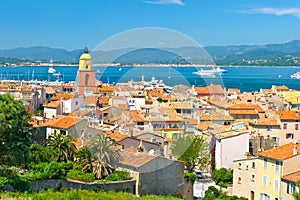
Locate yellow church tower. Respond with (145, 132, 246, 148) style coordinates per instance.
(76, 47, 96, 95)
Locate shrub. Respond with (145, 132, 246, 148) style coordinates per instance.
(43, 161, 65, 179)
(218, 181, 228, 188)
(9, 177, 30, 192)
(0, 177, 8, 190)
(66, 170, 95, 183)
(0, 166, 19, 178)
(184, 172, 196, 183)
(212, 168, 233, 185)
(105, 170, 131, 181)
(60, 161, 74, 170)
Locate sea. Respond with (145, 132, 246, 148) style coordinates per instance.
(0, 66, 299, 92)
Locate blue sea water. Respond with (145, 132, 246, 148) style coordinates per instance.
(0, 66, 299, 92)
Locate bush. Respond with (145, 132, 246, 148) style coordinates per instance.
(23, 161, 65, 180)
(9, 177, 30, 192)
(66, 170, 95, 183)
(60, 161, 74, 171)
(0, 166, 19, 178)
(212, 168, 233, 185)
(105, 170, 131, 181)
(218, 181, 228, 188)
(43, 161, 65, 179)
(0, 177, 8, 190)
(184, 172, 196, 183)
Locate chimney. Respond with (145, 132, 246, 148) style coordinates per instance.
(293, 145, 298, 156)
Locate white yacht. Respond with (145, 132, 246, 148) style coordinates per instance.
(48, 67, 56, 74)
(48, 59, 56, 73)
(193, 66, 226, 76)
(290, 72, 300, 79)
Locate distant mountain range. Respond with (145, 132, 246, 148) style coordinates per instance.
(1, 40, 300, 66)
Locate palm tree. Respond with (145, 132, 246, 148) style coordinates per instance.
(46, 132, 78, 162)
(85, 134, 120, 179)
(76, 146, 93, 172)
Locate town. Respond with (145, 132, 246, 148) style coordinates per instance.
(0, 48, 300, 199)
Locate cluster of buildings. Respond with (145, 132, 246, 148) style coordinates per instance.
(1, 48, 300, 199)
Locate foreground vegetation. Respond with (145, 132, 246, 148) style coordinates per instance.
(0, 189, 183, 200)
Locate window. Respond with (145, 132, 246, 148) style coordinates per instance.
(296, 124, 299, 130)
(75, 101, 78, 105)
(85, 74, 90, 86)
(243, 115, 246, 119)
(274, 178, 279, 191)
(287, 183, 296, 194)
(266, 126, 272, 131)
(264, 158, 268, 169)
(252, 162, 255, 169)
(238, 163, 242, 169)
(263, 175, 267, 186)
(275, 161, 280, 172)
(260, 193, 270, 200)
(286, 133, 294, 139)
(235, 115, 239, 119)
(252, 174, 255, 182)
(172, 133, 180, 140)
(238, 177, 241, 184)
(283, 123, 287, 129)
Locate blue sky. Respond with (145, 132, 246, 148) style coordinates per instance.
(1, 0, 300, 50)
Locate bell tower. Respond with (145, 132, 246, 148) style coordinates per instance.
(76, 47, 96, 95)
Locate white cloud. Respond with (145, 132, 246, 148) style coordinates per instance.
(240, 7, 300, 18)
(144, 0, 185, 6)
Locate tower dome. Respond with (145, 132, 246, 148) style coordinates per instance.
(79, 47, 92, 71)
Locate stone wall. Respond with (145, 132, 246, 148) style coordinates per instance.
(2, 179, 136, 194)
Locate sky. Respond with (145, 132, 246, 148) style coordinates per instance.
(1, 0, 300, 50)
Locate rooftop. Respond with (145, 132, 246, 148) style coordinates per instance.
(259, 142, 300, 161)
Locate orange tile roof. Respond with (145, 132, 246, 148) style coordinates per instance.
(195, 85, 224, 95)
(119, 149, 157, 168)
(84, 96, 97, 106)
(105, 131, 128, 142)
(68, 109, 92, 117)
(63, 85, 74, 89)
(228, 103, 264, 113)
(51, 93, 73, 101)
(98, 85, 114, 93)
(228, 109, 258, 115)
(43, 116, 83, 129)
(276, 110, 300, 120)
(259, 143, 300, 160)
(98, 96, 110, 104)
(273, 85, 289, 91)
(282, 170, 300, 183)
(195, 121, 213, 131)
(249, 118, 280, 126)
(130, 110, 147, 122)
(227, 88, 241, 94)
(44, 101, 60, 108)
(199, 112, 234, 121)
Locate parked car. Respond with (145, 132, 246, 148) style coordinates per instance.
(194, 170, 203, 179)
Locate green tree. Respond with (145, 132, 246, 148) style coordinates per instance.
(86, 134, 120, 179)
(46, 132, 78, 162)
(0, 93, 32, 167)
(28, 144, 56, 168)
(76, 146, 93, 172)
(212, 167, 233, 187)
(170, 136, 210, 172)
(293, 182, 300, 200)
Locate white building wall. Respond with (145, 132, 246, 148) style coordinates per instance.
(216, 132, 250, 169)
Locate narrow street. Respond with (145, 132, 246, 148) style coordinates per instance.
(193, 173, 216, 199)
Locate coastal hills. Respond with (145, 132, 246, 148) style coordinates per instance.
(1, 40, 300, 66)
